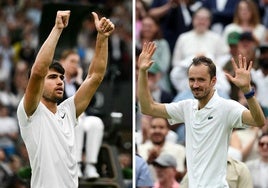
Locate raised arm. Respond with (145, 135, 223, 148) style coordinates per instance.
(137, 42, 170, 118)
(74, 12, 114, 117)
(225, 55, 265, 127)
(24, 10, 70, 116)
(148, 0, 179, 20)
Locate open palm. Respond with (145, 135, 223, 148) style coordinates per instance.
(225, 55, 252, 92)
(138, 42, 157, 71)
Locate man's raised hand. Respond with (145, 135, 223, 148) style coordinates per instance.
(138, 42, 157, 72)
(55, 10, 70, 29)
(92, 12, 115, 37)
(225, 54, 253, 93)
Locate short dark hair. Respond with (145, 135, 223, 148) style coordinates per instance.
(28, 61, 65, 78)
(188, 56, 216, 78)
(49, 61, 65, 75)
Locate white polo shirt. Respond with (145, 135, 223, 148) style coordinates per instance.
(17, 96, 78, 188)
(165, 91, 247, 188)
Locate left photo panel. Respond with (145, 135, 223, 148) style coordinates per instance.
(0, 1, 133, 188)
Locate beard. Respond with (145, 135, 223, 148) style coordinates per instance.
(42, 91, 63, 103)
(151, 135, 165, 145)
(191, 88, 210, 100)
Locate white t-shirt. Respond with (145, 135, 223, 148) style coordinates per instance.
(165, 91, 247, 188)
(17, 96, 78, 188)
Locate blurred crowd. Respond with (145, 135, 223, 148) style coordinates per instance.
(135, 0, 268, 188)
(0, 0, 132, 187)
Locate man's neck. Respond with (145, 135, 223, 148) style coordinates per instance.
(41, 98, 57, 114)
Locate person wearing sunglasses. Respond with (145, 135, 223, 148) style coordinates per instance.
(246, 132, 268, 188)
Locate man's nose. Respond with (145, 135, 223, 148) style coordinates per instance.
(193, 81, 199, 88)
(57, 78, 64, 85)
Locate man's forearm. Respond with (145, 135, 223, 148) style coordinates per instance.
(87, 33, 108, 78)
(34, 26, 63, 75)
(247, 96, 266, 127)
(138, 70, 154, 115)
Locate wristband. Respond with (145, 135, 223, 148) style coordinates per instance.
(244, 88, 255, 99)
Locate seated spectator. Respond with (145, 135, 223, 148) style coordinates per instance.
(136, 114, 178, 145)
(148, 0, 196, 52)
(180, 157, 253, 188)
(170, 7, 230, 98)
(138, 116, 186, 182)
(202, 0, 240, 34)
(246, 132, 268, 188)
(152, 153, 180, 188)
(137, 15, 172, 92)
(222, 0, 266, 45)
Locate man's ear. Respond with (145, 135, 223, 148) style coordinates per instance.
(211, 76, 217, 86)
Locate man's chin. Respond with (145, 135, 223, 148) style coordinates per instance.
(55, 96, 63, 102)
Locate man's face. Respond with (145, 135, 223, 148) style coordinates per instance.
(193, 9, 211, 33)
(42, 69, 64, 103)
(149, 118, 169, 145)
(61, 53, 80, 78)
(258, 135, 268, 158)
(188, 64, 216, 100)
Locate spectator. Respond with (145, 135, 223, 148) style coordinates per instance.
(136, 0, 148, 42)
(223, 31, 241, 100)
(246, 132, 268, 188)
(238, 32, 259, 65)
(222, 0, 266, 45)
(148, 0, 197, 52)
(170, 7, 230, 98)
(202, 0, 240, 34)
(137, 15, 172, 93)
(138, 116, 186, 181)
(10, 61, 29, 114)
(135, 153, 153, 188)
(136, 114, 178, 145)
(152, 153, 180, 188)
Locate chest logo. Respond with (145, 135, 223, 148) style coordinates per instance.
(208, 116, 213, 120)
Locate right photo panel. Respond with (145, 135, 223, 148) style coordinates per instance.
(135, 0, 268, 188)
